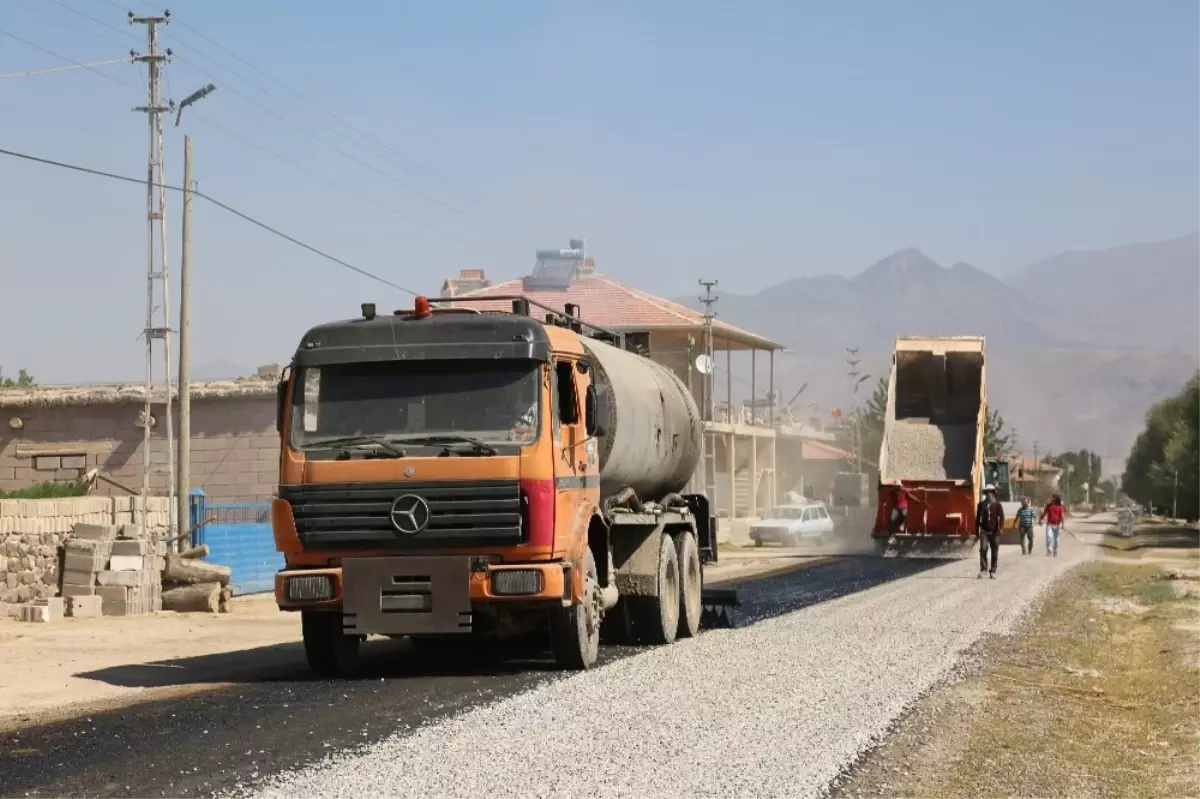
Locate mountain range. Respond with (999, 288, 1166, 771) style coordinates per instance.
(683, 231, 1199, 473)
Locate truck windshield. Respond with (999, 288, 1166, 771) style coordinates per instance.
(289, 360, 540, 451)
(987, 460, 1012, 502)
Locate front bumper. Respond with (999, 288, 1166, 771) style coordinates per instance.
(275, 556, 571, 636)
(750, 527, 791, 542)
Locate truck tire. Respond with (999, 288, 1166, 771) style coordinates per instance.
(302, 611, 360, 678)
(551, 549, 600, 670)
(630, 533, 680, 646)
(675, 530, 702, 639)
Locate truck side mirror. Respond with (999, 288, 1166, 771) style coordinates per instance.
(276, 378, 288, 433)
(586, 384, 609, 438)
(585, 385, 598, 437)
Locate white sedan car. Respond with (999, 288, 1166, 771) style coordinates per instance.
(750, 502, 836, 547)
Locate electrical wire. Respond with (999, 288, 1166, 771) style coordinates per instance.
(148, 3, 494, 209)
(167, 54, 491, 230)
(0, 25, 483, 247)
(0, 56, 131, 79)
(0, 145, 420, 296)
(41, 0, 142, 44)
(119, 0, 495, 211)
(88, 0, 495, 214)
(16, 0, 494, 232)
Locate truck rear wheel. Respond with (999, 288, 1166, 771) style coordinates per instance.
(551, 549, 600, 670)
(630, 533, 680, 646)
(675, 530, 702, 639)
(302, 611, 360, 678)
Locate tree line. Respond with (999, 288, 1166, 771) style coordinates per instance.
(0, 368, 35, 389)
(1122, 373, 1198, 520)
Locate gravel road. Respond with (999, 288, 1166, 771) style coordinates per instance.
(246, 543, 1090, 799)
(0, 557, 934, 798)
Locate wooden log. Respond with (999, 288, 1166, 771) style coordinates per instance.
(179, 544, 209, 560)
(164, 555, 231, 586)
(162, 581, 221, 613)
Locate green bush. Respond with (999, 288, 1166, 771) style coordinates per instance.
(0, 479, 91, 499)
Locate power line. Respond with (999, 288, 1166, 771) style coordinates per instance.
(166, 54, 491, 229)
(0, 145, 420, 296)
(120, 0, 495, 210)
(0, 27, 139, 90)
(0, 56, 131, 79)
(0, 25, 483, 247)
(42, 0, 142, 43)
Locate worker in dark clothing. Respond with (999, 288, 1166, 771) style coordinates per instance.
(889, 485, 920, 534)
(976, 484, 1005, 578)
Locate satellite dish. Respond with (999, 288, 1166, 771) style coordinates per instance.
(695, 354, 713, 375)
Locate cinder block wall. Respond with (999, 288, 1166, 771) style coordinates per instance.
(0, 397, 280, 502)
(0, 495, 170, 604)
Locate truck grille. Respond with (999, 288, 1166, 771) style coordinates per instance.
(280, 480, 523, 550)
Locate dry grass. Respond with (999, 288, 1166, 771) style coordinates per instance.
(835, 558, 1200, 799)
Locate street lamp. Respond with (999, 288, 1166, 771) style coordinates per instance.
(175, 83, 216, 126)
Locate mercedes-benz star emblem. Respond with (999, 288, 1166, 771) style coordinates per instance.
(389, 494, 430, 535)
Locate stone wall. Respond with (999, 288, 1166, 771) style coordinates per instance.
(0, 495, 170, 605)
(0, 394, 280, 502)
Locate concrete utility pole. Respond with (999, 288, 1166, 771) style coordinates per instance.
(1032, 441, 1039, 505)
(846, 347, 866, 474)
(698, 281, 719, 424)
(1172, 469, 1178, 521)
(176, 135, 193, 551)
(698, 280, 719, 502)
(131, 10, 177, 535)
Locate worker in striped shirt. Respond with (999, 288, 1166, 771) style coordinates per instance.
(1015, 497, 1037, 555)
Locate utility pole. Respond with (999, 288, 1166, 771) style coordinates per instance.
(1173, 469, 1178, 521)
(131, 10, 177, 535)
(1032, 441, 1039, 506)
(698, 281, 718, 424)
(698, 280, 719, 502)
(846, 347, 865, 474)
(176, 135, 193, 551)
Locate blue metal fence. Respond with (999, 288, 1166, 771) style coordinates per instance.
(189, 489, 282, 595)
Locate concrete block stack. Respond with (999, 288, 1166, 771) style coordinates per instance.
(57, 521, 166, 617)
(1, 495, 171, 605)
(97, 536, 166, 617)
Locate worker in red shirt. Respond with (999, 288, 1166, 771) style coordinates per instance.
(1039, 494, 1066, 556)
(889, 485, 920, 534)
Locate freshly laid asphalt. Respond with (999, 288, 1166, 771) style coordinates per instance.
(0, 556, 941, 798)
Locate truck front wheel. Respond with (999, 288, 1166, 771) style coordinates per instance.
(551, 549, 600, 670)
(302, 611, 360, 678)
(630, 533, 680, 646)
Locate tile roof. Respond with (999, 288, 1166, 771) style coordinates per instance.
(801, 441, 857, 460)
(443, 273, 780, 350)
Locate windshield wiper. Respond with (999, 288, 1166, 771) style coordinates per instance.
(394, 434, 498, 456)
(301, 435, 407, 457)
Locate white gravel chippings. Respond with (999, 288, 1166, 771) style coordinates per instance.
(241, 545, 1090, 799)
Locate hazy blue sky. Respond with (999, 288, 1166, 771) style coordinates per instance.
(1, 0, 1197, 383)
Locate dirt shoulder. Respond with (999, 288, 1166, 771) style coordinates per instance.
(0, 549, 824, 731)
(832, 537, 1200, 799)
